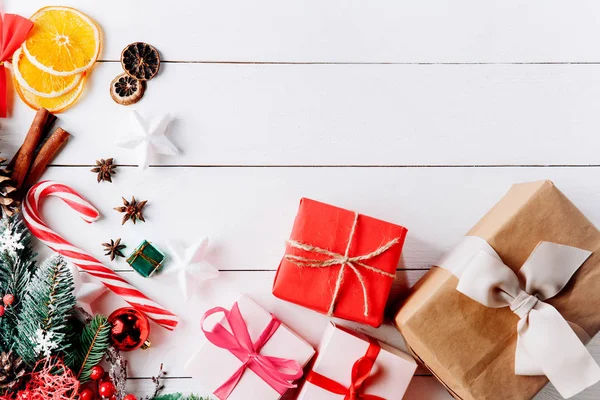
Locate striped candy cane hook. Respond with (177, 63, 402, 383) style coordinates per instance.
(22, 181, 179, 331)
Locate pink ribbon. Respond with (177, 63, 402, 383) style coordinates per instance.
(201, 302, 304, 399)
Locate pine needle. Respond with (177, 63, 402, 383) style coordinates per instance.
(13, 254, 75, 365)
(75, 314, 111, 383)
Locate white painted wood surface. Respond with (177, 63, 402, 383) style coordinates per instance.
(7, 63, 600, 166)
(5, 1, 600, 399)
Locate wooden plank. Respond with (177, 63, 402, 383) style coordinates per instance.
(91, 270, 425, 377)
(34, 166, 600, 273)
(8, 0, 600, 63)
(4, 63, 600, 166)
(126, 376, 600, 400)
(97, 270, 600, 399)
(126, 376, 453, 400)
(32, 166, 600, 397)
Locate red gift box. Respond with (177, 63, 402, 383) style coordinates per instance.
(273, 198, 407, 327)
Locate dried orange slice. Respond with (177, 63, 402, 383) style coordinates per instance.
(23, 6, 101, 76)
(13, 47, 83, 98)
(14, 73, 86, 113)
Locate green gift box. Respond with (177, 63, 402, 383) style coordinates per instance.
(127, 240, 165, 277)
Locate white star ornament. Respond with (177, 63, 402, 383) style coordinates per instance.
(165, 237, 220, 299)
(117, 110, 179, 170)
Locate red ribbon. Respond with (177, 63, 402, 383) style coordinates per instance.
(307, 339, 385, 400)
(0, 14, 33, 118)
(201, 302, 303, 400)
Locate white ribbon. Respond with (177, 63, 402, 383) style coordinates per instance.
(438, 236, 600, 399)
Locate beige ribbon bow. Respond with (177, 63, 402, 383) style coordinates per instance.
(438, 236, 600, 399)
(285, 212, 399, 317)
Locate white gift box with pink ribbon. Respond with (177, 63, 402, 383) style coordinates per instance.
(297, 323, 417, 400)
(185, 295, 315, 400)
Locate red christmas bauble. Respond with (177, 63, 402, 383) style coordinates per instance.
(90, 365, 105, 380)
(99, 381, 116, 397)
(0, 305, 5, 317)
(79, 388, 94, 400)
(124, 395, 137, 400)
(3, 294, 14, 306)
(107, 307, 150, 351)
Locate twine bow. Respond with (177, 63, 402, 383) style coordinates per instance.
(285, 212, 399, 317)
(201, 302, 303, 399)
(129, 242, 160, 267)
(438, 236, 600, 399)
(306, 339, 385, 400)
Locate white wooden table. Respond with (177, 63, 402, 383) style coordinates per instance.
(4, 1, 600, 399)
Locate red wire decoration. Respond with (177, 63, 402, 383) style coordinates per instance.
(10, 357, 80, 400)
(0, 13, 33, 118)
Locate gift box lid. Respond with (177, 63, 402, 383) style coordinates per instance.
(185, 295, 315, 400)
(298, 323, 417, 400)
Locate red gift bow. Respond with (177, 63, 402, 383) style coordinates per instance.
(201, 302, 304, 399)
(306, 339, 385, 400)
(0, 14, 33, 118)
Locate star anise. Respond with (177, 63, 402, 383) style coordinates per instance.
(102, 238, 126, 261)
(91, 158, 117, 183)
(114, 196, 147, 225)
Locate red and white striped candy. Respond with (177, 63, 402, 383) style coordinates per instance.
(22, 181, 179, 331)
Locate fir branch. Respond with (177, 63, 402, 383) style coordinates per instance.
(73, 314, 111, 382)
(0, 215, 36, 351)
(13, 254, 75, 365)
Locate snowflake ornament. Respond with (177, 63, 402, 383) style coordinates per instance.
(33, 329, 58, 358)
(0, 228, 23, 255)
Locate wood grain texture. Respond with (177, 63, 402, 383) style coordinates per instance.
(6, 1, 600, 398)
(31, 166, 600, 399)
(5, 63, 600, 166)
(93, 269, 600, 400)
(9, 0, 600, 63)
(35, 166, 600, 273)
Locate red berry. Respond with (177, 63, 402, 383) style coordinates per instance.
(0, 305, 5, 317)
(90, 365, 105, 380)
(124, 395, 137, 400)
(99, 381, 115, 397)
(3, 294, 14, 306)
(109, 397, 117, 400)
(79, 388, 94, 400)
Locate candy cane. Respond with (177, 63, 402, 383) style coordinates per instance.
(22, 181, 178, 331)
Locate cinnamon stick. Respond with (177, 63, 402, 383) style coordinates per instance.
(24, 127, 70, 188)
(10, 108, 52, 187)
(8, 112, 57, 170)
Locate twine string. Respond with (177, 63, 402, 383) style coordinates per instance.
(130, 242, 160, 267)
(284, 212, 399, 317)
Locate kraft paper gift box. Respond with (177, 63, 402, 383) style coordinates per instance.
(395, 181, 600, 400)
(185, 295, 315, 400)
(297, 323, 417, 399)
(273, 198, 408, 327)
